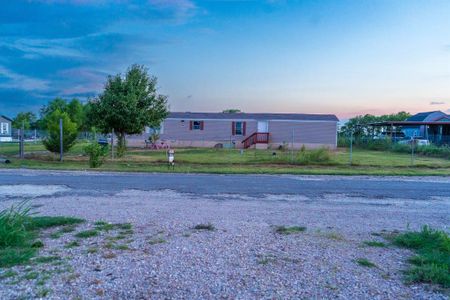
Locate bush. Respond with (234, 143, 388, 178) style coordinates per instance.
(416, 145, 450, 159)
(84, 142, 108, 168)
(0, 201, 33, 248)
(391, 143, 411, 153)
(337, 135, 349, 147)
(43, 109, 78, 154)
(393, 225, 450, 287)
(297, 147, 331, 164)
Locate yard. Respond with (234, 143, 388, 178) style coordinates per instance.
(0, 171, 448, 299)
(1, 142, 450, 175)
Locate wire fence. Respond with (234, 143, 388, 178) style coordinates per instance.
(338, 133, 450, 163)
(1, 128, 449, 168)
(0, 128, 112, 158)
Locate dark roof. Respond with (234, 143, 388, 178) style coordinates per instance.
(407, 111, 444, 122)
(168, 112, 339, 122)
(0, 115, 12, 122)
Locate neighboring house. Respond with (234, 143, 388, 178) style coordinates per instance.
(0, 115, 12, 142)
(372, 111, 450, 145)
(150, 112, 339, 149)
(402, 111, 450, 138)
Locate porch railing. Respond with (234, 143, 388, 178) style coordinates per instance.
(242, 132, 269, 149)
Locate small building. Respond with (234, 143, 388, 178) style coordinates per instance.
(155, 112, 339, 149)
(370, 111, 450, 145)
(0, 115, 12, 142)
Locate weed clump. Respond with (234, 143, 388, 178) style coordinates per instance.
(393, 225, 449, 287)
(275, 226, 307, 235)
(193, 223, 215, 231)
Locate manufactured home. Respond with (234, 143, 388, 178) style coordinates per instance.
(145, 112, 339, 149)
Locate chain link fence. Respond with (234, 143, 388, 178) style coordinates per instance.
(0, 128, 112, 158)
(338, 133, 450, 165)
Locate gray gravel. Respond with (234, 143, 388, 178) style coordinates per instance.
(0, 181, 449, 299)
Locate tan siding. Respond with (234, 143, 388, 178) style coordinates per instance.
(268, 121, 337, 146)
(160, 119, 257, 143)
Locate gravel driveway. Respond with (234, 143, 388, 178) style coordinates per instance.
(0, 172, 448, 299)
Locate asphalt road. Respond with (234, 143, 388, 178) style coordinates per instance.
(0, 169, 449, 199)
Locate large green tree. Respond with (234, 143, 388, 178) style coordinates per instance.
(39, 98, 86, 131)
(88, 64, 169, 157)
(12, 112, 37, 130)
(340, 111, 411, 138)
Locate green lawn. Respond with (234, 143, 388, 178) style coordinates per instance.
(1, 142, 450, 175)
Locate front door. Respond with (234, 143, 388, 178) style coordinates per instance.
(257, 121, 268, 133)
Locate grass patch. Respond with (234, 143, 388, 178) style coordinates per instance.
(120, 229, 134, 235)
(31, 240, 44, 248)
(36, 287, 52, 298)
(322, 231, 345, 241)
(392, 225, 449, 287)
(0, 270, 18, 279)
(149, 238, 166, 245)
(23, 271, 39, 280)
(95, 221, 115, 232)
(33, 255, 60, 264)
(50, 232, 62, 239)
(64, 241, 80, 248)
(257, 254, 276, 265)
(109, 234, 126, 240)
(0, 248, 36, 267)
(363, 241, 386, 247)
(193, 223, 215, 231)
(25, 216, 84, 231)
(102, 252, 116, 259)
(115, 223, 132, 230)
(74, 229, 98, 238)
(356, 258, 377, 268)
(87, 247, 98, 254)
(59, 225, 77, 233)
(275, 225, 307, 235)
(113, 244, 130, 250)
(4, 147, 450, 176)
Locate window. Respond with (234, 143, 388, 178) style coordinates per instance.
(193, 121, 201, 130)
(0, 122, 8, 134)
(235, 122, 243, 135)
(232, 121, 246, 136)
(189, 120, 204, 130)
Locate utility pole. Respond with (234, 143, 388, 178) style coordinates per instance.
(59, 118, 63, 162)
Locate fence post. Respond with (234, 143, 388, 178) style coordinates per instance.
(411, 136, 414, 166)
(59, 118, 63, 162)
(18, 129, 24, 159)
(349, 131, 353, 165)
(111, 129, 114, 160)
(291, 128, 294, 163)
(20, 123, 25, 159)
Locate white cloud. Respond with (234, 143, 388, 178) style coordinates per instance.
(430, 101, 446, 105)
(0, 37, 85, 59)
(0, 65, 50, 91)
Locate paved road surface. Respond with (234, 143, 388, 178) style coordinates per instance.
(0, 169, 449, 199)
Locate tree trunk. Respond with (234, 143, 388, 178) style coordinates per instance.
(117, 132, 127, 158)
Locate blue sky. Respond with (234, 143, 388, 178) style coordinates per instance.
(0, 0, 449, 119)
